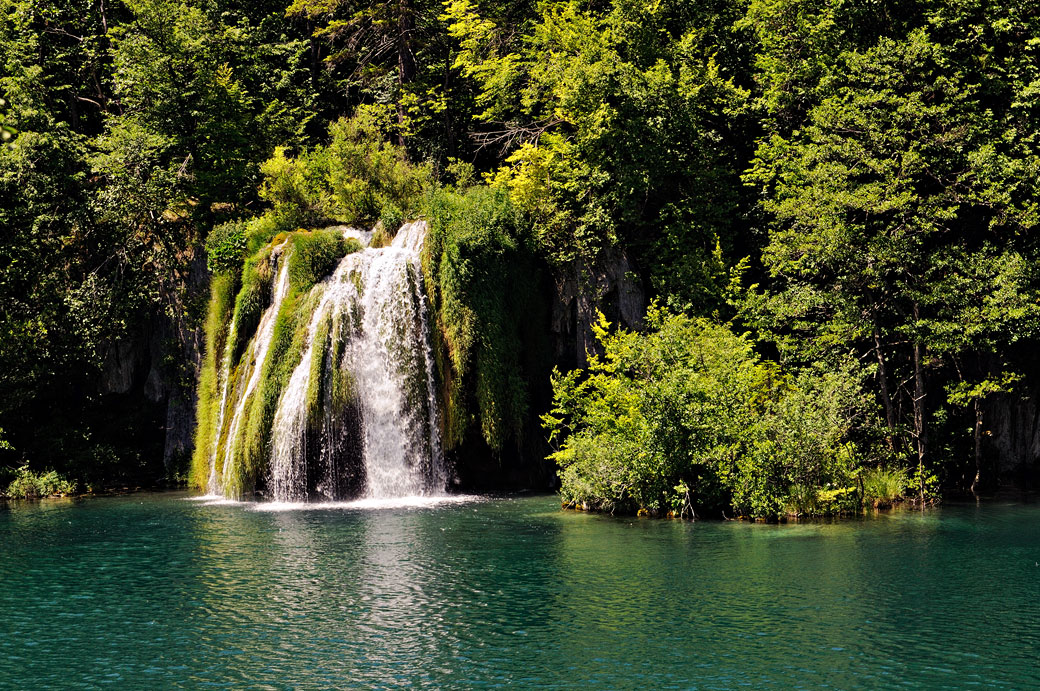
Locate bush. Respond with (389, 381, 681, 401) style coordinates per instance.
(379, 203, 404, 235)
(205, 220, 248, 273)
(287, 229, 354, 291)
(258, 146, 332, 226)
(369, 223, 390, 249)
(544, 307, 869, 518)
(326, 106, 431, 224)
(5, 466, 77, 498)
(257, 108, 432, 228)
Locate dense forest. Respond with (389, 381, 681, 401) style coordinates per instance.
(2, 0, 1039, 516)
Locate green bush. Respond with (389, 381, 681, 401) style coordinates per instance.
(326, 106, 431, 224)
(287, 229, 354, 291)
(379, 203, 404, 235)
(258, 146, 332, 226)
(205, 220, 248, 273)
(544, 307, 868, 518)
(5, 466, 77, 498)
(256, 108, 431, 228)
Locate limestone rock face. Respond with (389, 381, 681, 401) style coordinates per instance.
(95, 246, 208, 476)
(551, 246, 645, 369)
(985, 393, 1040, 486)
(99, 336, 145, 395)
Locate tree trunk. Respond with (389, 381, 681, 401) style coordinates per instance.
(912, 304, 927, 502)
(971, 399, 983, 496)
(396, 0, 417, 147)
(873, 329, 898, 453)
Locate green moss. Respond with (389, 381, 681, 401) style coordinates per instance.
(306, 313, 332, 429)
(192, 225, 375, 495)
(226, 287, 321, 496)
(190, 271, 239, 490)
(287, 229, 356, 292)
(194, 225, 357, 495)
(423, 185, 546, 452)
(229, 248, 275, 362)
(328, 310, 357, 418)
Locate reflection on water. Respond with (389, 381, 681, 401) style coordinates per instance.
(1, 493, 1038, 688)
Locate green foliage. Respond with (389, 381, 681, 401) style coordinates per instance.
(861, 467, 908, 509)
(256, 110, 432, 227)
(4, 466, 77, 498)
(7, 0, 1040, 504)
(286, 229, 352, 291)
(259, 147, 333, 226)
(326, 107, 432, 223)
(425, 185, 544, 451)
(206, 221, 248, 274)
(745, 16, 1040, 482)
(544, 307, 868, 518)
(379, 204, 405, 235)
(448, 0, 750, 312)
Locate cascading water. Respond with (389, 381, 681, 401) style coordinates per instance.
(205, 222, 445, 502)
(206, 241, 292, 495)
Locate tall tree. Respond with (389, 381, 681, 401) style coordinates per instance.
(746, 22, 1040, 496)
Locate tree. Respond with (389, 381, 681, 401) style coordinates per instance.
(746, 26, 1040, 497)
(448, 0, 752, 312)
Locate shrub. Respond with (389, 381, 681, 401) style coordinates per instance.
(544, 307, 869, 518)
(287, 229, 354, 291)
(258, 146, 332, 226)
(205, 220, 248, 273)
(326, 106, 432, 224)
(244, 211, 298, 255)
(257, 109, 432, 228)
(379, 202, 404, 235)
(5, 466, 77, 498)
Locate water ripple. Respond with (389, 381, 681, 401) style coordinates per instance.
(1, 493, 1038, 688)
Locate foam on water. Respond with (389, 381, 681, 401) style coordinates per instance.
(248, 494, 483, 512)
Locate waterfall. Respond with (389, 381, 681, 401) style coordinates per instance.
(204, 240, 292, 495)
(206, 222, 445, 502)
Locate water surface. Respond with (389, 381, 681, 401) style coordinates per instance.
(1, 493, 1038, 688)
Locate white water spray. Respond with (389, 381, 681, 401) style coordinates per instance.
(207, 222, 445, 502)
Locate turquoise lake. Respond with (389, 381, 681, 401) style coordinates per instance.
(1, 492, 1038, 688)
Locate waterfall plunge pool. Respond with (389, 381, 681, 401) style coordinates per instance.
(186, 493, 483, 511)
(2, 492, 1039, 688)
